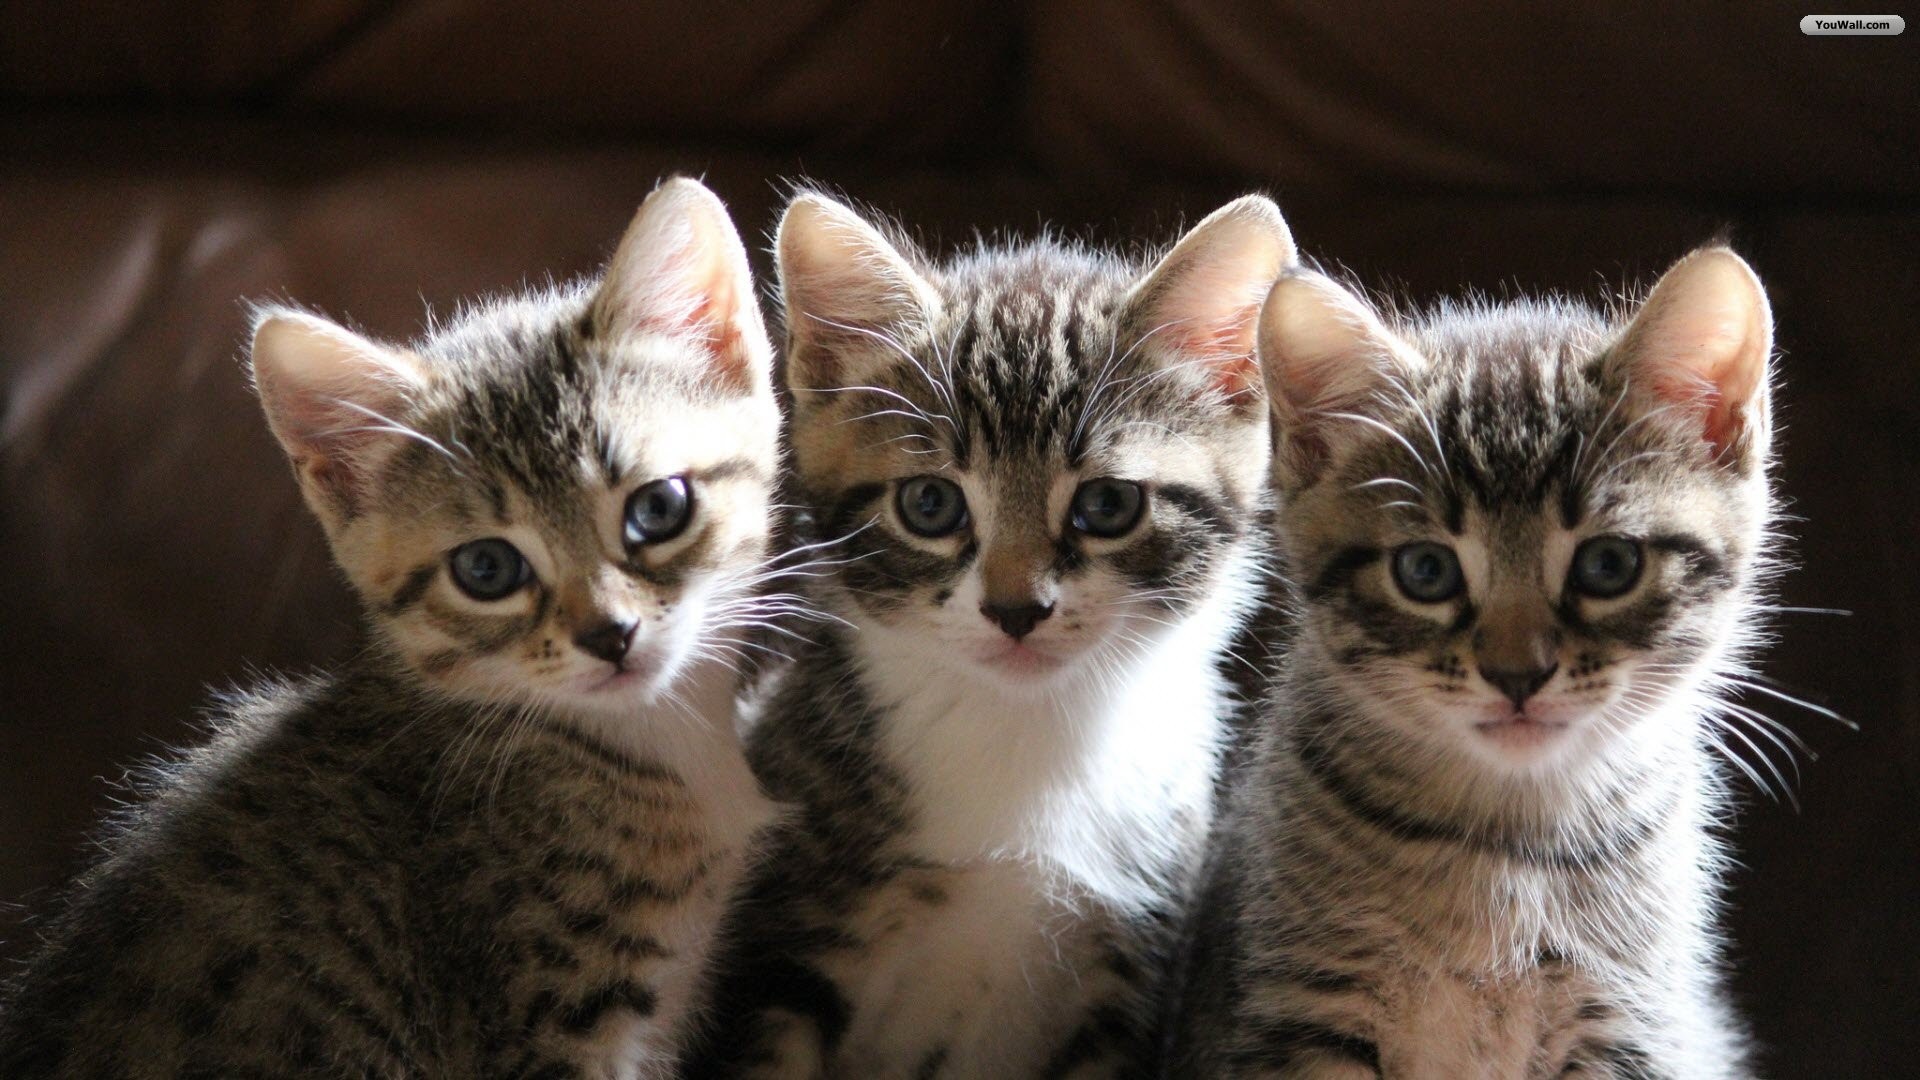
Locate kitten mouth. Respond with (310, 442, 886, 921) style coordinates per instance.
(981, 641, 1066, 679)
(1473, 709, 1570, 749)
(582, 659, 664, 695)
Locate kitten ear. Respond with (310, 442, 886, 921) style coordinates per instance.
(1122, 195, 1297, 414)
(777, 193, 941, 396)
(1610, 247, 1773, 468)
(1259, 270, 1424, 490)
(592, 177, 773, 395)
(251, 308, 430, 525)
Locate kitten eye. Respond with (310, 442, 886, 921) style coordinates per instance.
(896, 475, 968, 537)
(624, 476, 693, 548)
(1069, 478, 1146, 538)
(1392, 542, 1464, 603)
(1569, 536, 1643, 599)
(449, 538, 532, 601)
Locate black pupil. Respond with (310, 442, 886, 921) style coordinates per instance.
(899, 477, 964, 536)
(1577, 538, 1640, 594)
(1072, 479, 1142, 537)
(627, 478, 689, 545)
(916, 483, 948, 517)
(467, 547, 504, 583)
(453, 539, 523, 600)
(1410, 551, 1445, 584)
(1394, 543, 1459, 602)
(641, 490, 672, 524)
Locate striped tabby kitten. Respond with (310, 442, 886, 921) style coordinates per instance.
(0, 179, 783, 1078)
(689, 193, 1295, 1078)
(1177, 249, 1778, 1078)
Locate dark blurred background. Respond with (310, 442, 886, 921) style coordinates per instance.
(2, 3, 1914, 1073)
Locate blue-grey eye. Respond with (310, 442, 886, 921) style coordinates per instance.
(450, 538, 531, 601)
(1570, 536, 1643, 598)
(1392, 542, 1464, 603)
(1070, 478, 1146, 538)
(625, 476, 692, 548)
(896, 475, 968, 537)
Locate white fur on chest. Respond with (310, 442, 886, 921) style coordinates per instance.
(820, 859, 1110, 1076)
(857, 574, 1243, 912)
(810, 560, 1247, 1074)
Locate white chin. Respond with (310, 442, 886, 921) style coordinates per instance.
(1462, 700, 1594, 766)
(578, 667, 655, 697)
(973, 643, 1073, 684)
(1472, 716, 1572, 758)
(571, 652, 682, 705)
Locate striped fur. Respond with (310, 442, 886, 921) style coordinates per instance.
(0, 179, 785, 1078)
(1176, 252, 1779, 1078)
(688, 194, 1294, 1078)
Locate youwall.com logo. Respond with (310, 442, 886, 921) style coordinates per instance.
(1800, 13, 1906, 33)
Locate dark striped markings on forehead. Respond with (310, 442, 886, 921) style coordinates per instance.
(1329, 303, 1754, 541)
(1340, 322, 1614, 533)
(933, 259, 1131, 465)
(395, 305, 769, 515)
(836, 242, 1255, 476)
(436, 322, 602, 501)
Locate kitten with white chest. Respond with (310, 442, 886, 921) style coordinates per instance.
(0, 179, 784, 1078)
(688, 193, 1296, 1078)
(1175, 250, 1780, 1078)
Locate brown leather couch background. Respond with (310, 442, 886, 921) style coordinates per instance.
(3, 3, 1915, 1072)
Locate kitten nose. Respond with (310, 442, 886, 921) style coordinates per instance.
(1479, 662, 1559, 708)
(573, 619, 638, 665)
(981, 601, 1054, 641)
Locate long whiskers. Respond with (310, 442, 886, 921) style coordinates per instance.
(323, 397, 468, 476)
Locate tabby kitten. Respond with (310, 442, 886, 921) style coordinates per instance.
(0, 179, 784, 1078)
(1176, 249, 1779, 1078)
(688, 193, 1295, 1078)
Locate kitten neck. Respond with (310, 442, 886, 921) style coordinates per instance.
(1284, 640, 1712, 862)
(1267, 663, 1726, 976)
(562, 656, 774, 851)
(846, 542, 1257, 910)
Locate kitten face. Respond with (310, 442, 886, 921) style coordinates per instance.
(254, 179, 778, 715)
(778, 195, 1294, 691)
(1263, 252, 1774, 772)
(345, 338, 774, 709)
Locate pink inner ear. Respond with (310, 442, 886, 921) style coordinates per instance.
(262, 385, 402, 519)
(264, 370, 405, 461)
(655, 269, 748, 384)
(1646, 365, 1734, 455)
(1638, 327, 1763, 460)
(1269, 343, 1348, 425)
(607, 232, 759, 390)
(1624, 250, 1772, 462)
(1212, 354, 1261, 403)
(1165, 299, 1264, 403)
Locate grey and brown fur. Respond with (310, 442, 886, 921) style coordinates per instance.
(1174, 251, 1782, 1078)
(688, 193, 1295, 1078)
(0, 179, 788, 1079)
